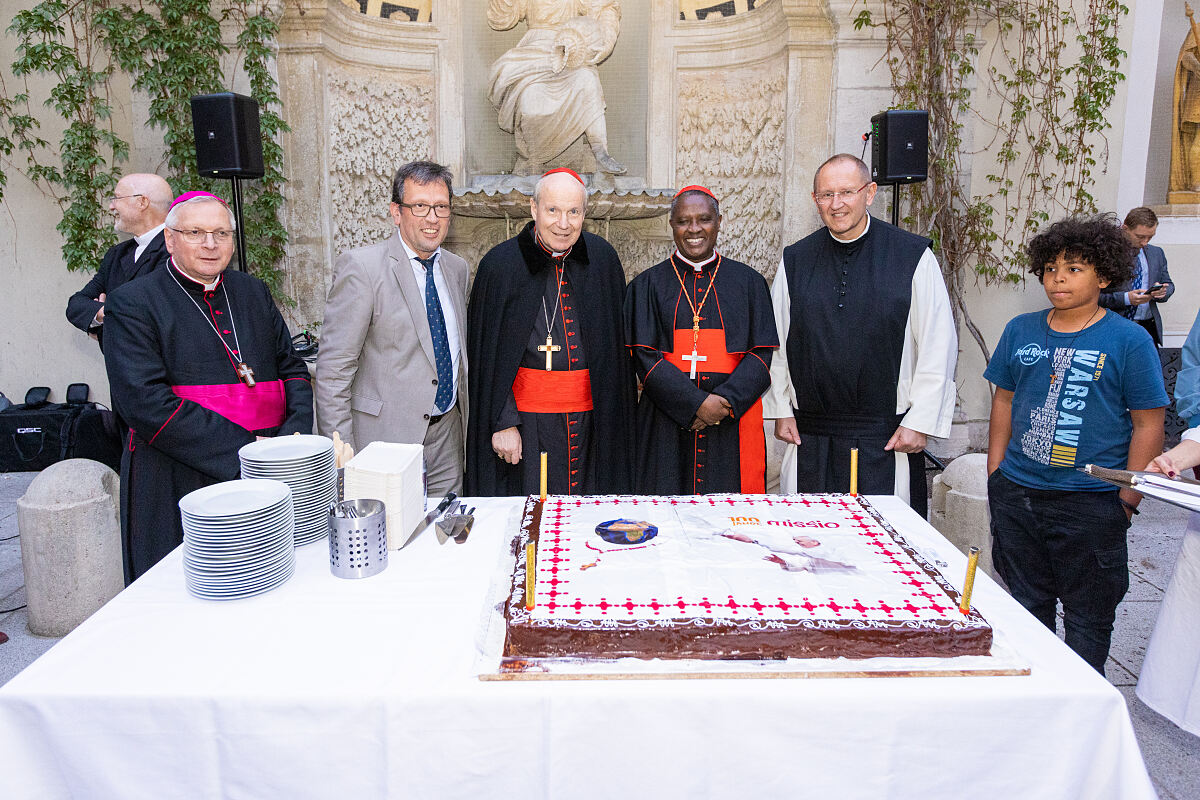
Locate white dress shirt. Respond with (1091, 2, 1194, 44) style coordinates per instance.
(134, 223, 165, 262)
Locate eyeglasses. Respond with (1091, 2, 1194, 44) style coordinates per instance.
(169, 227, 234, 244)
(106, 193, 143, 204)
(813, 184, 871, 205)
(398, 202, 452, 218)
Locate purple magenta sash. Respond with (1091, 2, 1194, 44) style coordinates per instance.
(172, 380, 286, 431)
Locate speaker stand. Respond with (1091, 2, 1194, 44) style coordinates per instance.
(891, 183, 900, 228)
(229, 176, 248, 272)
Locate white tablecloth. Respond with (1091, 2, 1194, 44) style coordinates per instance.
(0, 497, 1156, 800)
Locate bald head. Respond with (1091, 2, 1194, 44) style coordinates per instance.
(812, 154, 871, 192)
(110, 173, 172, 235)
(530, 171, 588, 252)
(533, 171, 587, 208)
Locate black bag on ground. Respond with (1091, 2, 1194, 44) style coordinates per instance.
(0, 384, 122, 473)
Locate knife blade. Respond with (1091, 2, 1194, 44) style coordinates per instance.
(400, 491, 457, 549)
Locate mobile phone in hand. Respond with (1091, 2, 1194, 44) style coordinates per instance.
(1148, 283, 1166, 293)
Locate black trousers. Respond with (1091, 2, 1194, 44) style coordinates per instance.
(987, 470, 1130, 673)
(792, 412, 927, 518)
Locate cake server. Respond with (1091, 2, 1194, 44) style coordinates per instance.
(435, 502, 463, 544)
(452, 507, 476, 544)
(400, 491, 457, 549)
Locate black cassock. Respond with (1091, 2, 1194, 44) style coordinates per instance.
(466, 222, 635, 496)
(625, 253, 777, 494)
(780, 218, 930, 514)
(104, 264, 313, 582)
(65, 230, 169, 352)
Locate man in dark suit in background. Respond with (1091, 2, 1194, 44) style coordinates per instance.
(1100, 206, 1175, 345)
(65, 173, 173, 351)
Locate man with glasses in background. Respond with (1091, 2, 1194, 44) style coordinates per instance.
(66, 173, 174, 351)
(316, 160, 469, 496)
(764, 154, 957, 517)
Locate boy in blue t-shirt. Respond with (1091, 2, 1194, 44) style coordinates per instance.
(985, 215, 1167, 675)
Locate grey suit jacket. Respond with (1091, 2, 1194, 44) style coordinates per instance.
(1099, 243, 1174, 342)
(315, 231, 469, 459)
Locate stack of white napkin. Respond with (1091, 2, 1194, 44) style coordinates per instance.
(343, 442, 425, 549)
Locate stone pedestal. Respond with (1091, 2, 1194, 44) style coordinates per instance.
(929, 453, 996, 580)
(16, 459, 124, 637)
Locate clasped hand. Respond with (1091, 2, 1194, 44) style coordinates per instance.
(691, 394, 732, 431)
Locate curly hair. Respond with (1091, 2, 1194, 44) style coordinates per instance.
(1026, 214, 1134, 287)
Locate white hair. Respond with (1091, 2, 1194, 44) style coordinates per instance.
(164, 196, 237, 230)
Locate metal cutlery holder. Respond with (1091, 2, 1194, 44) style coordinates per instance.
(328, 499, 387, 579)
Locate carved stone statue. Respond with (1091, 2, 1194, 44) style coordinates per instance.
(1170, 3, 1200, 201)
(487, 0, 627, 176)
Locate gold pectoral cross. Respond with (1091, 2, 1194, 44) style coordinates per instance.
(537, 334, 561, 371)
(236, 362, 256, 387)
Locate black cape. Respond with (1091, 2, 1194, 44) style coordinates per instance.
(781, 217, 930, 514)
(625, 254, 777, 494)
(466, 222, 635, 496)
(65, 230, 169, 351)
(104, 263, 313, 582)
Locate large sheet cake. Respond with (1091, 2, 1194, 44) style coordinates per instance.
(504, 494, 992, 661)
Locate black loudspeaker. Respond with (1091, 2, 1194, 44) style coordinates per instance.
(190, 92, 264, 179)
(870, 110, 928, 185)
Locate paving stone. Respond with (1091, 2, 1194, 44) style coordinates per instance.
(1118, 687, 1200, 800)
(1111, 600, 1163, 680)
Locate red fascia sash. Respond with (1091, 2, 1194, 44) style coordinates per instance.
(512, 367, 593, 414)
(664, 328, 744, 374)
(172, 379, 287, 431)
(664, 328, 766, 493)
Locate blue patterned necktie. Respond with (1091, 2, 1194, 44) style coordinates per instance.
(418, 255, 453, 413)
(1125, 250, 1146, 320)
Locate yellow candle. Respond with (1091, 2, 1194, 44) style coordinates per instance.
(539, 451, 548, 501)
(849, 447, 859, 496)
(525, 541, 536, 610)
(959, 546, 980, 614)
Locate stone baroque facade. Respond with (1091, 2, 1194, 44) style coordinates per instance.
(676, 61, 787, 278)
(326, 69, 435, 256)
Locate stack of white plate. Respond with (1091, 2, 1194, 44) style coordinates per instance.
(239, 435, 338, 545)
(179, 479, 296, 600)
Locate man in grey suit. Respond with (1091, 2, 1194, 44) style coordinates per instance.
(316, 161, 469, 495)
(1100, 206, 1174, 345)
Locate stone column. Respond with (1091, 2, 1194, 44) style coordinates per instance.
(929, 452, 996, 580)
(16, 459, 124, 637)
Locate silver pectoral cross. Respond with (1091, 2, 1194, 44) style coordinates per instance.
(537, 335, 561, 371)
(682, 349, 707, 379)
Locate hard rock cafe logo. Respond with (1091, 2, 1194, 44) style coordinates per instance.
(1016, 343, 1050, 366)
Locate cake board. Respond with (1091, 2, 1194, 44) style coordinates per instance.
(474, 496, 1031, 681)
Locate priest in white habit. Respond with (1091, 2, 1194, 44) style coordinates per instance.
(104, 191, 313, 582)
(764, 154, 956, 516)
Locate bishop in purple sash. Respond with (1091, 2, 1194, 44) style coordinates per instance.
(104, 192, 313, 582)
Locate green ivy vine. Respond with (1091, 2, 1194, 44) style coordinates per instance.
(0, 0, 289, 299)
(853, 0, 1128, 360)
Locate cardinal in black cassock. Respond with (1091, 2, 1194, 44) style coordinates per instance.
(466, 168, 635, 496)
(104, 192, 313, 582)
(625, 186, 777, 494)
